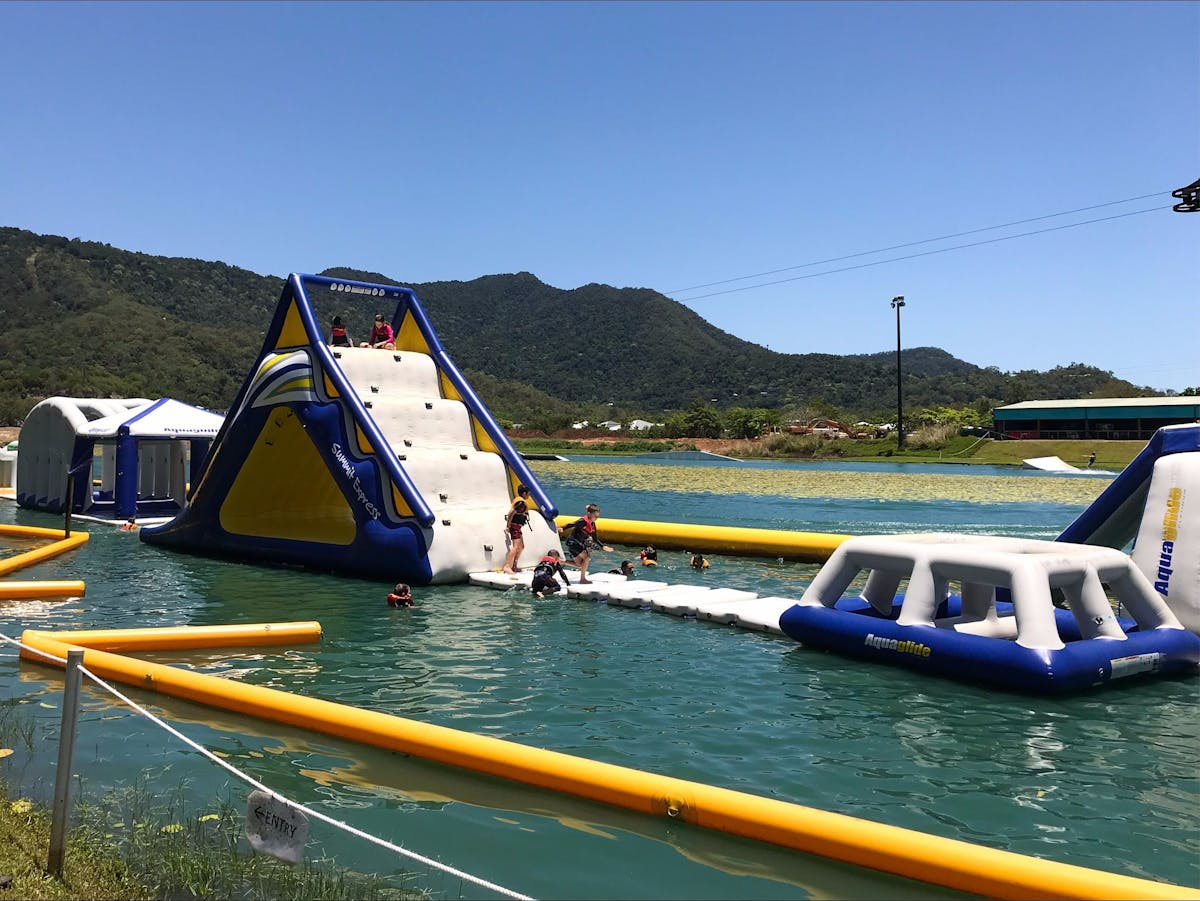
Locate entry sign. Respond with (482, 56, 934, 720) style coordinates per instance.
(245, 790, 309, 864)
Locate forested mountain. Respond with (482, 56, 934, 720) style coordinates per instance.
(0, 227, 1160, 426)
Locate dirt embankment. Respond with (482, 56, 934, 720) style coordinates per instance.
(509, 430, 761, 454)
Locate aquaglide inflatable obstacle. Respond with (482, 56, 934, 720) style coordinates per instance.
(779, 532, 1198, 693)
(777, 423, 1200, 692)
(135, 271, 1199, 692)
(141, 273, 562, 583)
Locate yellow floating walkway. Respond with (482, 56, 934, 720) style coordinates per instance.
(555, 516, 849, 562)
(0, 524, 87, 598)
(19, 622, 1195, 901)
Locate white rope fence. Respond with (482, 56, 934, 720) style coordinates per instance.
(0, 630, 534, 901)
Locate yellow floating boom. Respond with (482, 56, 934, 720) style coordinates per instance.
(19, 623, 1194, 901)
(0, 524, 88, 583)
(0, 581, 86, 600)
(556, 515, 849, 562)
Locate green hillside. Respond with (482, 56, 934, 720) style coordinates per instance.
(0, 227, 1161, 426)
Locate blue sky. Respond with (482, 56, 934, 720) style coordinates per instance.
(3, 1, 1197, 391)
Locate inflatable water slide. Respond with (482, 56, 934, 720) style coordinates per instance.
(142, 274, 561, 584)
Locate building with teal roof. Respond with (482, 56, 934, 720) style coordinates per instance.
(993, 396, 1200, 440)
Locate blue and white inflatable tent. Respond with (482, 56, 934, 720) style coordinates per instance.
(16, 396, 221, 521)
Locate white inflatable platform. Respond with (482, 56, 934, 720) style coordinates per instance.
(467, 568, 801, 636)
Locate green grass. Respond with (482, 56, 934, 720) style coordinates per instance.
(947, 438, 1142, 470)
(696, 432, 1144, 470)
(0, 777, 421, 901)
(0, 701, 420, 901)
(0, 794, 150, 901)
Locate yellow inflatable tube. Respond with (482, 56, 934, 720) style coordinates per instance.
(0, 525, 81, 540)
(19, 625, 1193, 901)
(0, 581, 86, 599)
(0, 526, 89, 578)
(30, 622, 323, 653)
(555, 516, 848, 562)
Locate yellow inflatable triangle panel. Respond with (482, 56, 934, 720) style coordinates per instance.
(219, 410, 356, 545)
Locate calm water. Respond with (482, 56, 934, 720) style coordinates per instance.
(0, 459, 1196, 899)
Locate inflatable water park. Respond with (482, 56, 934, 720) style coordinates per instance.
(3, 272, 1198, 900)
(8, 272, 1199, 696)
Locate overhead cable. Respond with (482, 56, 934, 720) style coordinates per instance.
(672, 205, 1168, 303)
(669, 190, 1172, 295)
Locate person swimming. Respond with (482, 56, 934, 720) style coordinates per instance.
(639, 545, 658, 566)
(386, 582, 414, 607)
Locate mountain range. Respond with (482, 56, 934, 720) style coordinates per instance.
(0, 226, 1158, 427)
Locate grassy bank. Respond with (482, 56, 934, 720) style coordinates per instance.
(0, 794, 149, 900)
(947, 438, 1142, 470)
(0, 783, 415, 901)
(515, 434, 1144, 470)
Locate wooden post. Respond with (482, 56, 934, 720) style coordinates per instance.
(63, 473, 74, 538)
(48, 648, 84, 877)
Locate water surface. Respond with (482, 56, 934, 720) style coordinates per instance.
(0, 459, 1195, 899)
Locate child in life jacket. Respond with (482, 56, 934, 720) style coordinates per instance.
(639, 545, 658, 567)
(559, 504, 611, 584)
(502, 485, 532, 574)
(329, 316, 352, 347)
(531, 549, 570, 598)
(386, 582, 414, 607)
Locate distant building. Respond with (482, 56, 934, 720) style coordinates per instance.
(628, 419, 660, 431)
(597, 420, 622, 431)
(993, 396, 1200, 440)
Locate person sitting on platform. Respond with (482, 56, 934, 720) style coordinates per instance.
(360, 314, 396, 350)
(329, 315, 352, 348)
(531, 550, 571, 598)
(386, 582, 414, 607)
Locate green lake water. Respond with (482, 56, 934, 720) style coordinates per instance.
(0, 459, 1196, 899)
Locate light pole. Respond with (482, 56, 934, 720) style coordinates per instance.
(891, 295, 906, 449)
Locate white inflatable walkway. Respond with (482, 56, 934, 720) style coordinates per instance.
(467, 569, 796, 635)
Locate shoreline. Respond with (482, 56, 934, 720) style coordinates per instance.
(512, 434, 1138, 470)
(0, 427, 1136, 471)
